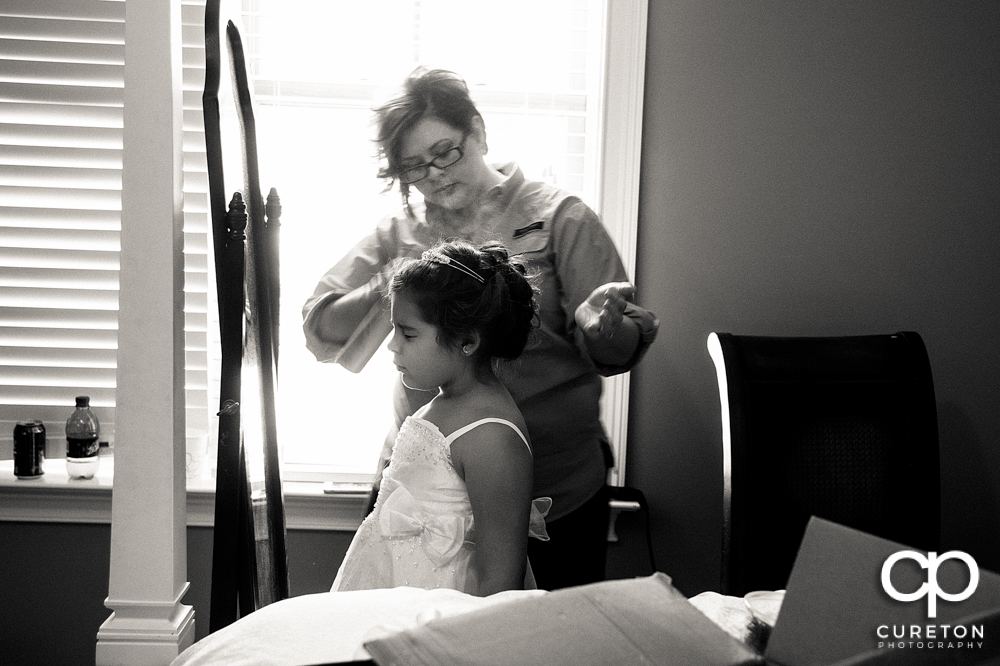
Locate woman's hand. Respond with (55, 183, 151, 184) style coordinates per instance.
(575, 282, 641, 366)
(575, 282, 635, 340)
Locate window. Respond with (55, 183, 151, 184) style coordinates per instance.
(0, 0, 214, 462)
(238, 0, 645, 482)
(0, 0, 645, 487)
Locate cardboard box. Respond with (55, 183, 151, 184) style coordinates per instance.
(765, 517, 1000, 666)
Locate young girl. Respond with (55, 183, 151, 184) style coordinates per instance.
(332, 240, 549, 596)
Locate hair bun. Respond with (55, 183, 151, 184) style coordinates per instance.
(477, 241, 509, 266)
(388, 239, 538, 367)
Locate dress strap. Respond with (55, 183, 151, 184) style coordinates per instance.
(445, 418, 530, 452)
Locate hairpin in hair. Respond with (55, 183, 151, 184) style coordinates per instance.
(421, 249, 485, 283)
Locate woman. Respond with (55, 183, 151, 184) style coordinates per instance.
(302, 67, 658, 590)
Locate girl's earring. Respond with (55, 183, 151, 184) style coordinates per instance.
(462, 345, 472, 355)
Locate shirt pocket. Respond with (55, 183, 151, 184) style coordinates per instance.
(508, 221, 560, 332)
(509, 220, 550, 258)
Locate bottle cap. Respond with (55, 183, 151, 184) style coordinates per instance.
(76, 396, 90, 407)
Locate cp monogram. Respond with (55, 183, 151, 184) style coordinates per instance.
(881, 550, 979, 618)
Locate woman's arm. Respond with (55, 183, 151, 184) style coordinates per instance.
(309, 275, 388, 346)
(548, 200, 658, 375)
(450, 424, 533, 596)
(301, 219, 409, 367)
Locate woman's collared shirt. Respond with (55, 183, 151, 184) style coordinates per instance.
(302, 163, 658, 518)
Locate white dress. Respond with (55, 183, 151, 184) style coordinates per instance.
(332, 416, 550, 595)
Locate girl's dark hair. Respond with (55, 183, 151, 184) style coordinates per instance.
(389, 240, 538, 369)
(373, 67, 482, 203)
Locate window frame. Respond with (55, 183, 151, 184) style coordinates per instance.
(593, 0, 648, 487)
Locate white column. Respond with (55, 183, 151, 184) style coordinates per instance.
(96, 0, 195, 663)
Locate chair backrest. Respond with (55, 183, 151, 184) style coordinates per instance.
(707, 331, 940, 597)
(204, 0, 289, 633)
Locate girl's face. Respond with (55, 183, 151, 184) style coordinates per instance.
(398, 116, 489, 211)
(387, 291, 464, 391)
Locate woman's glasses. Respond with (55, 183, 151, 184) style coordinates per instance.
(398, 135, 468, 185)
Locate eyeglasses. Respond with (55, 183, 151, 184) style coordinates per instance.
(397, 135, 468, 185)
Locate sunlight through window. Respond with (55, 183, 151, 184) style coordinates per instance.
(238, 0, 606, 475)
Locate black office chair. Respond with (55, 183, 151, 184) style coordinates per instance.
(708, 331, 940, 597)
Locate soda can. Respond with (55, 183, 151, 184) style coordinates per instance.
(13, 420, 46, 479)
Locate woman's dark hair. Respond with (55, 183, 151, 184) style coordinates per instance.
(373, 67, 482, 203)
(388, 240, 538, 370)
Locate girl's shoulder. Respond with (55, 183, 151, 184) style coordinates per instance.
(445, 416, 529, 450)
(430, 390, 526, 438)
(446, 406, 532, 482)
(419, 390, 529, 469)
(449, 400, 530, 454)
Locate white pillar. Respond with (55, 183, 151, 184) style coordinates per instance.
(96, 0, 195, 663)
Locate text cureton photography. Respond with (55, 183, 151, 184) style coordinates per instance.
(876, 549, 987, 652)
(877, 623, 985, 650)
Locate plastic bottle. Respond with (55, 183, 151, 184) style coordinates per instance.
(66, 396, 100, 479)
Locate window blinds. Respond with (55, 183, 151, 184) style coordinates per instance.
(0, 0, 214, 457)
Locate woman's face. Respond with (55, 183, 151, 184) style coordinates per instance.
(398, 116, 489, 211)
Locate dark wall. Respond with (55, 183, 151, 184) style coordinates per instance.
(0, 522, 353, 666)
(629, 0, 1000, 595)
(1, 523, 113, 666)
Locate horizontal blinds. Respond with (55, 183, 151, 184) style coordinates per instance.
(181, 0, 215, 451)
(0, 0, 214, 458)
(0, 0, 124, 452)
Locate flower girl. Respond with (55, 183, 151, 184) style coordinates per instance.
(332, 240, 549, 596)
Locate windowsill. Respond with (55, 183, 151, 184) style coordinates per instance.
(0, 456, 370, 531)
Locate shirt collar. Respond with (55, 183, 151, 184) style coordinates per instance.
(486, 162, 523, 210)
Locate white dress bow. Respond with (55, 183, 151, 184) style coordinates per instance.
(378, 486, 470, 567)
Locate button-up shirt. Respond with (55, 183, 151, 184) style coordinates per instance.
(303, 164, 658, 519)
